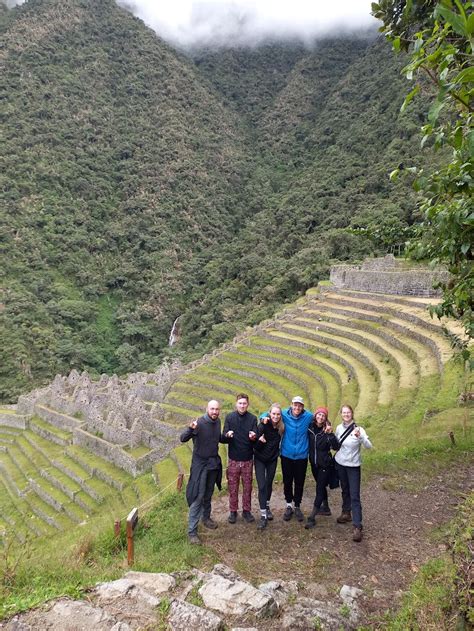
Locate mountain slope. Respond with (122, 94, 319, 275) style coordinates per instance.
(1, 2, 435, 401)
(1, 0, 251, 399)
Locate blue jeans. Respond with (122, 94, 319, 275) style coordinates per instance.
(336, 463, 362, 528)
(188, 468, 219, 535)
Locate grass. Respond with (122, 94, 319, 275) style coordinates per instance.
(154, 457, 180, 489)
(383, 492, 473, 630)
(0, 288, 471, 625)
(0, 490, 213, 620)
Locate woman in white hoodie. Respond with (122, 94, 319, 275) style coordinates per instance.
(334, 404, 372, 542)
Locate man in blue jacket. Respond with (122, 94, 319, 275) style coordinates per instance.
(280, 396, 314, 522)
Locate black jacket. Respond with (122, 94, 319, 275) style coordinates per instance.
(221, 410, 258, 461)
(254, 421, 281, 463)
(308, 423, 339, 469)
(181, 414, 223, 506)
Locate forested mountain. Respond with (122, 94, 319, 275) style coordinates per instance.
(1, 0, 432, 401)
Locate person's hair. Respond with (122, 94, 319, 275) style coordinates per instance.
(269, 403, 285, 435)
(236, 393, 249, 402)
(340, 404, 354, 417)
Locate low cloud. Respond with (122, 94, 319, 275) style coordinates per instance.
(8, 1, 377, 47)
(120, 1, 377, 47)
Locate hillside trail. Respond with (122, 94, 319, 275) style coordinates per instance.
(203, 460, 472, 624)
(1, 461, 472, 629)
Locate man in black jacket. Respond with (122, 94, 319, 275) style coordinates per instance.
(221, 393, 258, 524)
(180, 400, 223, 545)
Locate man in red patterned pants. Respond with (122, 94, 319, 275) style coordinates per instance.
(221, 394, 258, 523)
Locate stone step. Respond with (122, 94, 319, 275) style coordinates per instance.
(250, 334, 354, 400)
(273, 322, 386, 407)
(24, 492, 67, 531)
(160, 403, 199, 424)
(264, 329, 376, 418)
(51, 455, 111, 501)
(299, 310, 420, 389)
(310, 302, 443, 373)
(329, 288, 465, 338)
(286, 317, 399, 402)
(30, 416, 73, 447)
(206, 359, 294, 406)
(239, 339, 343, 414)
(325, 288, 437, 310)
(34, 404, 83, 432)
(219, 350, 327, 411)
(173, 444, 192, 473)
(65, 445, 130, 491)
(28, 476, 71, 513)
(179, 368, 274, 413)
(0, 477, 46, 537)
(321, 294, 451, 363)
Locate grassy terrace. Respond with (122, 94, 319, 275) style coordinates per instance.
(0, 288, 471, 627)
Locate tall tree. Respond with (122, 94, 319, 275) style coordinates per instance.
(372, 0, 473, 356)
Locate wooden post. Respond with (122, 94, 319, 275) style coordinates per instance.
(177, 473, 184, 491)
(114, 519, 121, 537)
(449, 431, 456, 446)
(126, 508, 138, 566)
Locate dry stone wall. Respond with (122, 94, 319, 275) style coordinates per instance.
(10, 361, 185, 476)
(330, 254, 450, 296)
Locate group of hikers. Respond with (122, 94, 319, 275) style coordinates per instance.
(180, 394, 372, 545)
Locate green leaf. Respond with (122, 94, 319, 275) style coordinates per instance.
(461, 243, 471, 254)
(389, 168, 400, 181)
(467, 12, 474, 35)
(400, 84, 420, 113)
(428, 98, 446, 124)
(452, 66, 474, 85)
(434, 5, 468, 36)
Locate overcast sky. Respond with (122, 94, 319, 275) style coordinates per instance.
(10, 1, 377, 47)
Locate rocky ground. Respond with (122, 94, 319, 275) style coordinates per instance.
(1, 462, 472, 630)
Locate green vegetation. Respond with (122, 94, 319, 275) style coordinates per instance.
(384, 493, 473, 630)
(0, 490, 214, 619)
(373, 0, 474, 354)
(0, 0, 441, 402)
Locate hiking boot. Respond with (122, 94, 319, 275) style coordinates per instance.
(317, 503, 332, 516)
(228, 511, 237, 524)
(283, 506, 294, 521)
(305, 516, 316, 530)
(242, 510, 255, 523)
(266, 507, 274, 521)
(257, 517, 268, 530)
(202, 517, 218, 530)
(336, 511, 352, 523)
(188, 534, 201, 545)
(294, 506, 304, 522)
(353, 526, 363, 542)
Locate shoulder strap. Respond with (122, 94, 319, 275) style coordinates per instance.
(338, 423, 356, 446)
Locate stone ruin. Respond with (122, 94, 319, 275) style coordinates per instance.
(14, 361, 184, 476)
(330, 254, 450, 296)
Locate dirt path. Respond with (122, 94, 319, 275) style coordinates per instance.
(202, 462, 473, 625)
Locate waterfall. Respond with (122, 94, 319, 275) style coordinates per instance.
(169, 316, 180, 346)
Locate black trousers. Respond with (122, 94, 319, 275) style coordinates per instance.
(310, 463, 330, 509)
(281, 455, 308, 507)
(254, 458, 278, 510)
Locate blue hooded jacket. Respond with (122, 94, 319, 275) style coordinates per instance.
(280, 406, 314, 459)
